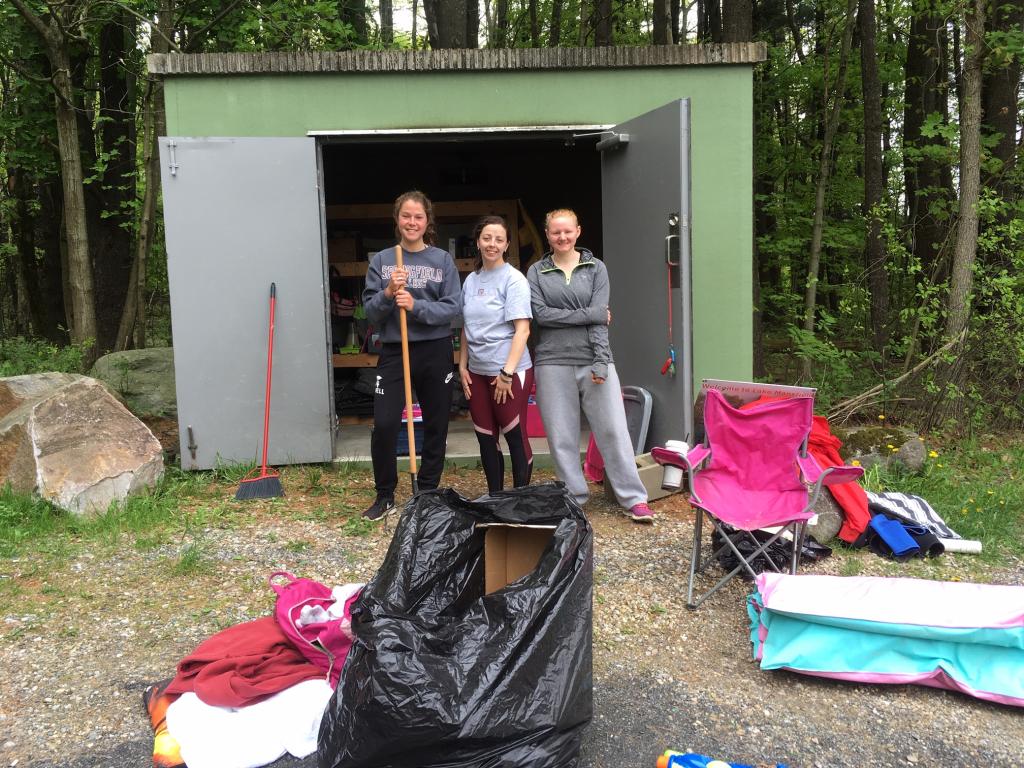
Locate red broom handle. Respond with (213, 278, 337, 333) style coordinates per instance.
(260, 283, 276, 472)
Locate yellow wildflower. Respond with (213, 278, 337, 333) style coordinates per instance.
(878, 414, 886, 421)
(851, 459, 861, 467)
(928, 450, 939, 458)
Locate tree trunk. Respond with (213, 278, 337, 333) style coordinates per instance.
(721, 0, 752, 41)
(654, 0, 674, 43)
(413, 0, 419, 49)
(981, 0, 1022, 199)
(338, 0, 368, 43)
(11, 167, 49, 338)
(52, 42, 98, 360)
(928, 0, 986, 428)
(594, 0, 613, 45)
(903, 2, 953, 279)
(800, 0, 857, 380)
(117, 0, 174, 351)
(549, 0, 563, 45)
(529, 0, 539, 45)
(944, 2, 984, 343)
(423, 0, 475, 48)
(91, 12, 137, 353)
(380, 0, 394, 45)
(496, 0, 508, 46)
(859, 0, 888, 353)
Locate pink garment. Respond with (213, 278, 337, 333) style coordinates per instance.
(270, 573, 361, 688)
(690, 389, 816, 529)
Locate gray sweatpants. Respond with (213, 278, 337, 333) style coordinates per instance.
(535, 363, 648, 509)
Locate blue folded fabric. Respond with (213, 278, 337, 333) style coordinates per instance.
(870, 515, 920, 558)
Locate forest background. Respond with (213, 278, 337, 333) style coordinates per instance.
(0, 0, 1021, 432)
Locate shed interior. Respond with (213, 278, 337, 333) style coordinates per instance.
(320, 132, 603, 422)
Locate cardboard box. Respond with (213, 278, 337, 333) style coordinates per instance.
(604, 452, 678, 503)
(480, 523, 557, 595)
(328, 234, 359, 263)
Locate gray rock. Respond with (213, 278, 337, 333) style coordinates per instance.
(89, 347, 176, 418)
(894, 437, 926, 473)
(0, 373, 164, 515)
(807, 485, 843, 543)
(840, 424, 928, 475)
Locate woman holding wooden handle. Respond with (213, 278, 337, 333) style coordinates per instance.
(361, 190, 461, 520)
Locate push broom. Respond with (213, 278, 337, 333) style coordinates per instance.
(236, 282, 284, 500)
(395, 246, 419, 494)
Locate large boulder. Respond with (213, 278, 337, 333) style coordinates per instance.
(0, 373, 164, 516)
(89, 347, 176, 419)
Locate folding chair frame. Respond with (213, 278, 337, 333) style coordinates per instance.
(684, 430, 843, 610)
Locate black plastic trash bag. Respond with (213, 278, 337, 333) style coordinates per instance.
(318, 483, 593, 768)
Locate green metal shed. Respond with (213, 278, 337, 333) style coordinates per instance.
(148, 44, 765, 469)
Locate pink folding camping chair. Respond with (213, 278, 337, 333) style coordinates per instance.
(654, 384, 863, 609)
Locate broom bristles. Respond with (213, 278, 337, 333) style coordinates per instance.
(235, 473, 284, 500)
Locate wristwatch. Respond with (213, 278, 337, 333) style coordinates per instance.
(499, 368, 513, 380)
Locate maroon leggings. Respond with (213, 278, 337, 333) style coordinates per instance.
(467, 368, 534, 492)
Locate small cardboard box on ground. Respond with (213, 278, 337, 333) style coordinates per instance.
(480, 523, 557, 594)
(604, 452, 678, 503)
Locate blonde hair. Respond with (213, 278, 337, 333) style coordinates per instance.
(544, 208, 579, 230)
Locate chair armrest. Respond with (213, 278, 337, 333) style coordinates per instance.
(797, 454, 864, 486)
(652, 444, 711, 472)
(684, 444, 711, 472)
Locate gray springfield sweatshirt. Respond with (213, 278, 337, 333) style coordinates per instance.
(363, 245, 462, 343)
(526, 248, 612, 379)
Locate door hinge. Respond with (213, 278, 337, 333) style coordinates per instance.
(595, 132, 630, 152)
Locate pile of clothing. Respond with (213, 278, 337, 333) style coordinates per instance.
(807, 417, 981, 559)
(144, 574, 363, 768)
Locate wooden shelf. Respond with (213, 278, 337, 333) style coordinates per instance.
(333, 350, 461, 368)
(330, 256, 516, 276)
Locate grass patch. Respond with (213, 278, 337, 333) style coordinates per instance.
(172, 541, 210, 575)
(859, 437, 1024, 562)
(0, 484, 65, 557)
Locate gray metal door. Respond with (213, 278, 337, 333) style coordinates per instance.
(159, 137, 333, 469)
(601, 100, 693, 447)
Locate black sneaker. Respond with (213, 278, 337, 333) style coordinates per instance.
(363, 495, 395, 521)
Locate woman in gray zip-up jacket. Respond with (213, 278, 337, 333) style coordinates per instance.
(526, 209, 653, 523)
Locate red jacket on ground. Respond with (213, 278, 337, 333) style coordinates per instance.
(808, 415, 870, 542)
(165, 616, 322, 707)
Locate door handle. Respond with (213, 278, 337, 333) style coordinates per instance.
(665, 234, 679, 266)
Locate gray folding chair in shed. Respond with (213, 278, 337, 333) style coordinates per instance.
(621, 386, 653, 455)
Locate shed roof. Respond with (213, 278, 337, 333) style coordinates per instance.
(147, 43, 767, 75)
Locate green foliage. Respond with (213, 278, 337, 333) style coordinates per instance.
(0, 337, 89, 377)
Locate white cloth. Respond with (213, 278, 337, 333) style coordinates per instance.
(297, 583, 364, 627)
(165, 678, 333, 768)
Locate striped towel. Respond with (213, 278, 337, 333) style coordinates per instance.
(866, 491, 960, 539)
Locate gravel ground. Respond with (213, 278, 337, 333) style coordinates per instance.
(2, 467, 1023, 768)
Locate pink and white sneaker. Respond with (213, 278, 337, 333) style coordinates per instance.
(627, 503, 655, 524)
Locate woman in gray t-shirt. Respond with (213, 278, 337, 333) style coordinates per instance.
(458, 216, 534, 492)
